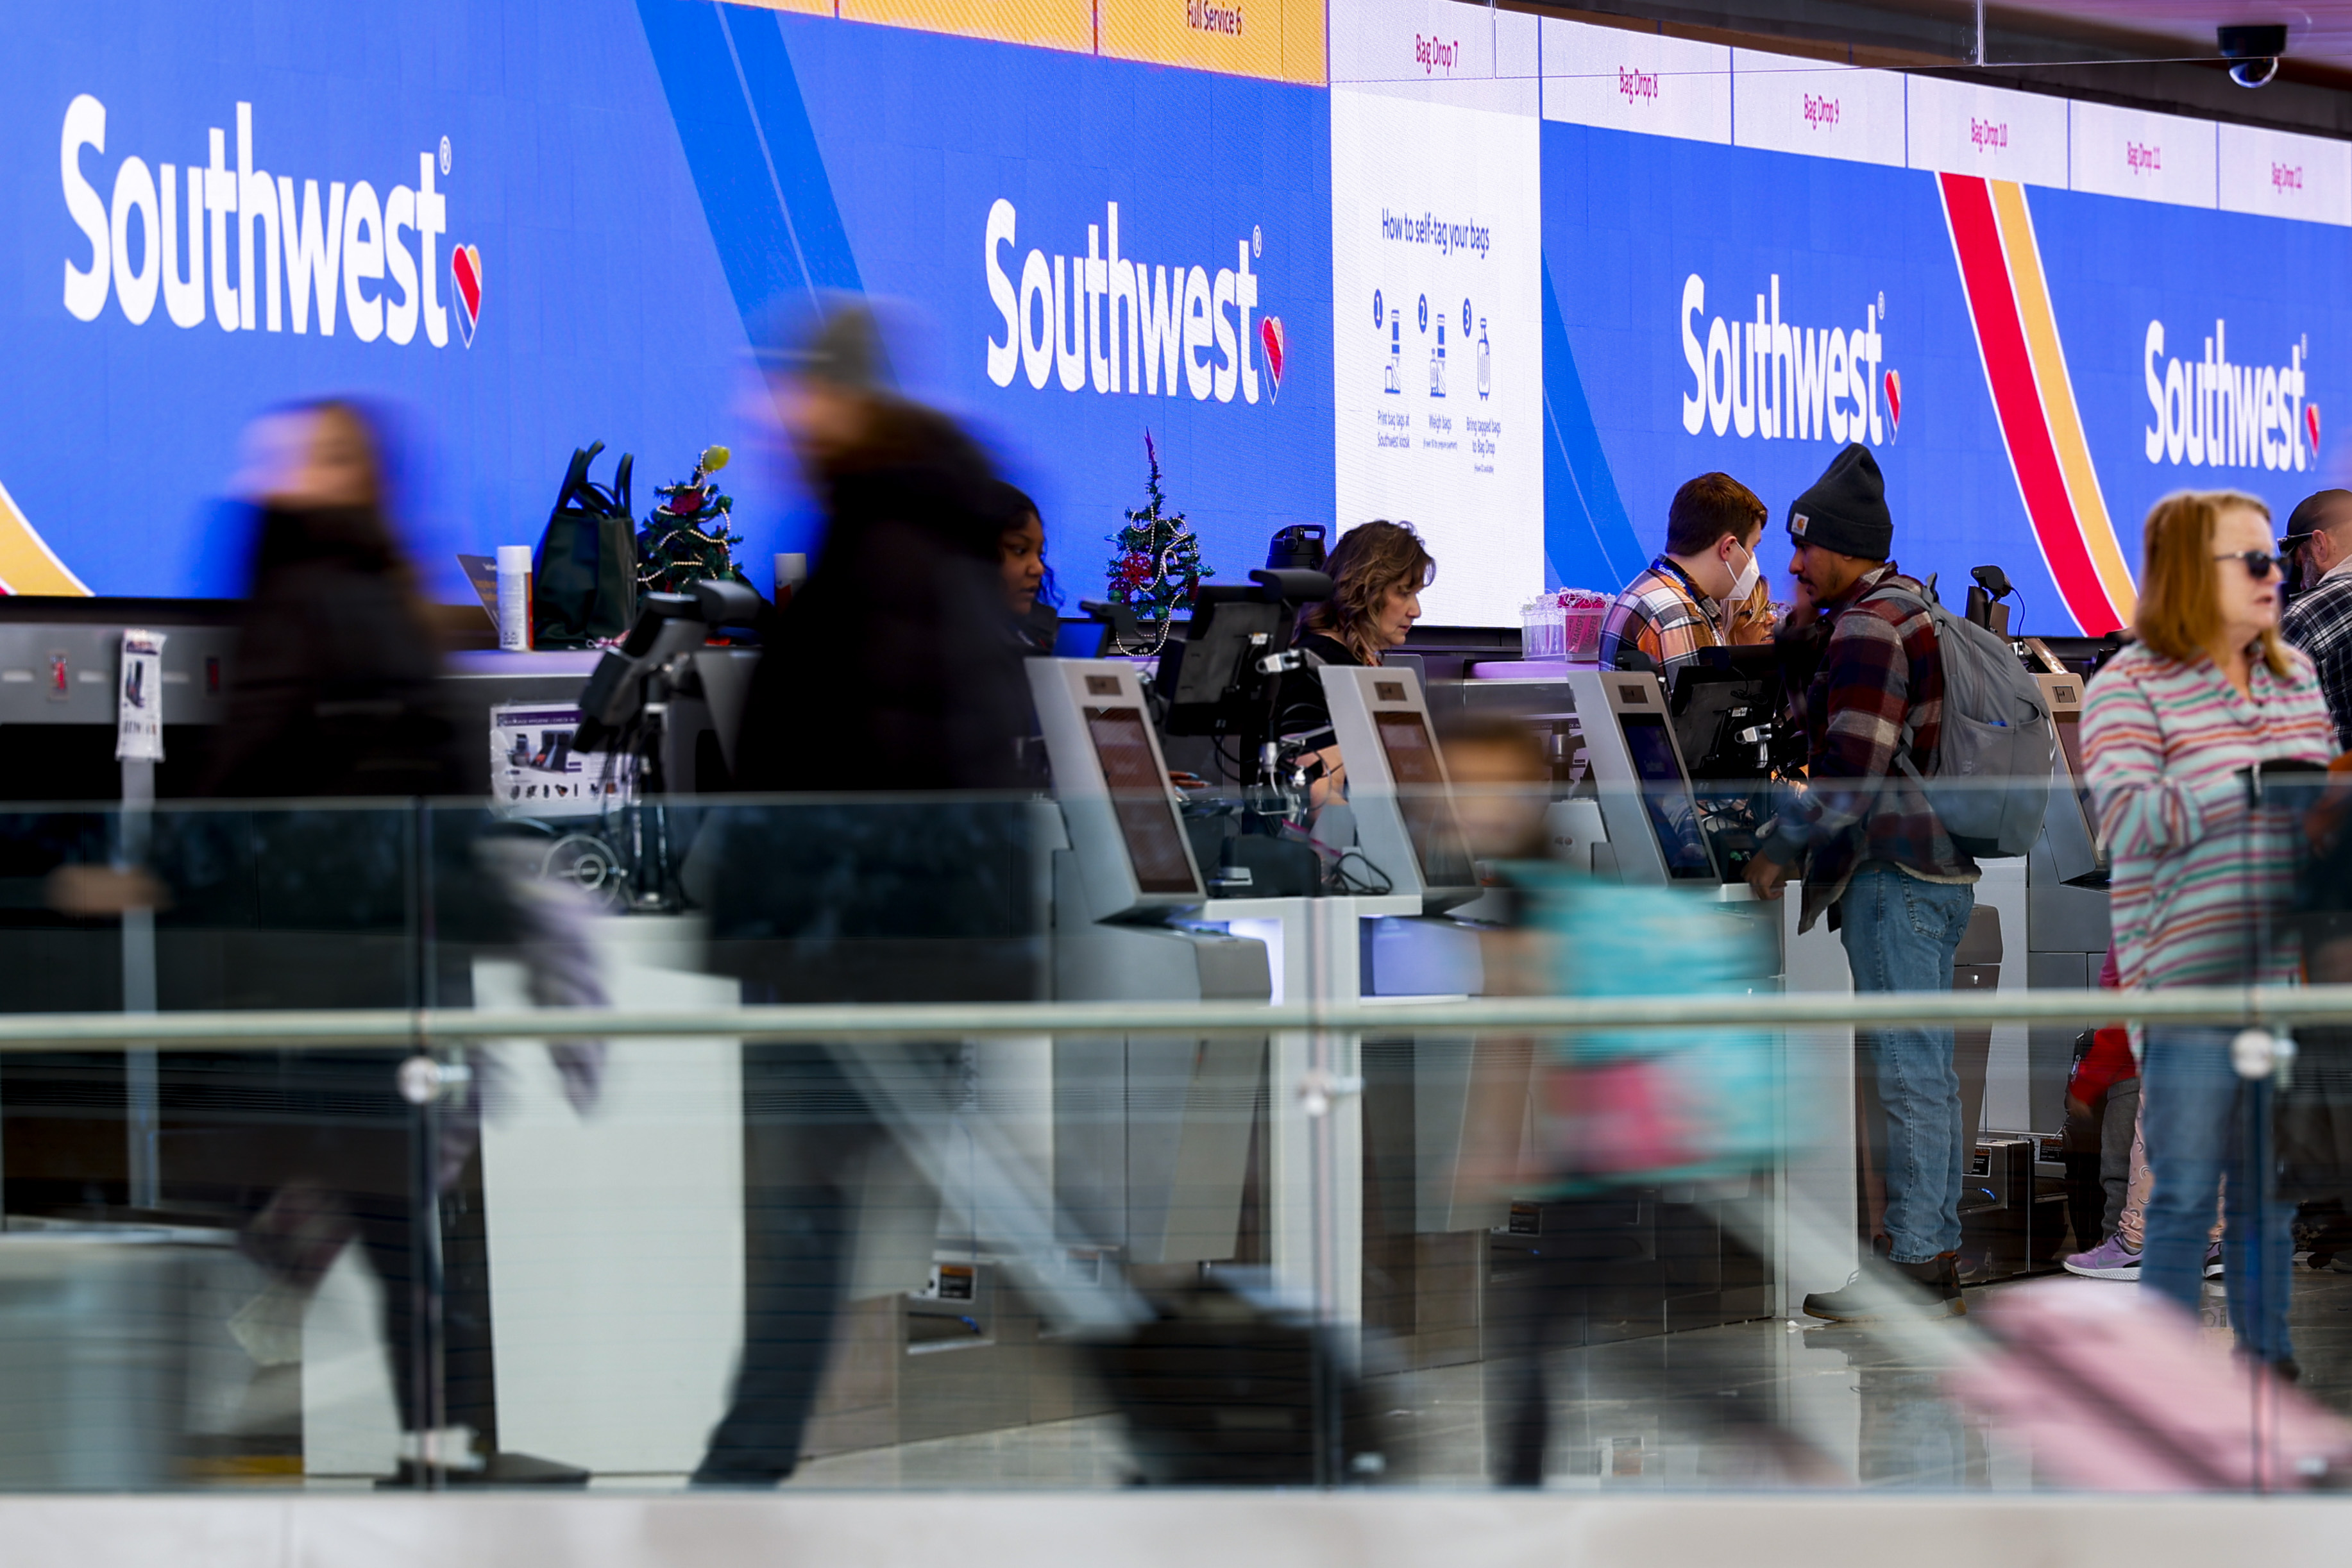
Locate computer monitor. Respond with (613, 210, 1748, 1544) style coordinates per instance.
(1319, 665, 1479, 912)
(1152, 570, 1333, 770)
(1666, 644, 1788, 784)
(1155, 589, 1286, 735)
(1566, 670, 1720, 884)
(1026, 659, 1206, 918)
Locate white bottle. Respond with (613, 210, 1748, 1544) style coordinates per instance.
(496, 546, 534, 652)
(775, 552, 809, 605)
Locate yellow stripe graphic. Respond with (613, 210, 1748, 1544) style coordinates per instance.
(1987, 180, 2136, 623)
(0, 476, 92, 596)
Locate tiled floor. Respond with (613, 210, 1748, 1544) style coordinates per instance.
(775, 1265, 2352, 1492)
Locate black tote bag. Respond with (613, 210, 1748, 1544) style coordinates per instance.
(533, 442, 638, 647)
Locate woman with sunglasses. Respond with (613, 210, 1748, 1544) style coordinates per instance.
(2081, 490, 2337, 1373)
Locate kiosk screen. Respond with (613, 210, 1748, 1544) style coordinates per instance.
(2052, 706, 2101, 840)
(2054, 708, 2086, 785)
(1619, 713, 1716, 879)
(1084, 706, 1200, 895)
(1373, 709, 1475, 888)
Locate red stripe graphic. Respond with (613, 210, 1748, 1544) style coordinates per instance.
(1937, 172, 2120, 633)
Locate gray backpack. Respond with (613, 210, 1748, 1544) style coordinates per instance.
(1861, 577, 2054, 859)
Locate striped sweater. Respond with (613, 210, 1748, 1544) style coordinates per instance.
(2080, 641, 2337, 991)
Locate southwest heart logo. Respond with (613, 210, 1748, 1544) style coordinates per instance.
(1258, 316, 1285, 402)
(1883, 367, 1902, 440)
(2308, 402, 2322, 457)
(450, 244, 484, 348)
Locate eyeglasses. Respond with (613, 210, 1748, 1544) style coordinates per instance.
(2215, 550, 2281, 579)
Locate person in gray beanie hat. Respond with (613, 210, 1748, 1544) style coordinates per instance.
(1748, 441, 1982, 1324)
(1786, 441, 1893, 562)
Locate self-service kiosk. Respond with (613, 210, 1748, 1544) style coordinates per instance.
(1318, 666, 1482, 916)
(2024, 668, 2111, 1124)
(2013, 667, 2112, 1265)
(1565, 669, 1722, 887)
(1026, 659, 1271, 1269)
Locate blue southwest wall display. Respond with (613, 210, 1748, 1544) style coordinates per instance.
(636, 0, 1336, 608)
(9, 0, 2348, 628)
(1540, 117, 2344, 634)
(12, 0, 1333, 605)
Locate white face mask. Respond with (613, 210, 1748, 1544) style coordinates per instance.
(1723, 539, 1762, 607)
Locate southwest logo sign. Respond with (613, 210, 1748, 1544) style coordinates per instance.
(452, 243, 484, 347)
(2140, 316, 2312, 473)
(984, 199, 1278, 405)
(60, 95, 461, 349)
(1678, 273, 1895, 446)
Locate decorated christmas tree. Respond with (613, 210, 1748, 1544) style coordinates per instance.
(1105, 430, 1210, 652)
(636, 444, 745, 594)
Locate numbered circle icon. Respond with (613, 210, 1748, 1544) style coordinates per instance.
(1417, 294, 1428, 333)
(1373, 290, 1384, 330)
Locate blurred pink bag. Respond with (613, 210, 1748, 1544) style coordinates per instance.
(1953, 1279, 2352, 1490)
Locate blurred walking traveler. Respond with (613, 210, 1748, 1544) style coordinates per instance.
(1744, 444, 1979, 1321)
(1450, 721, 1804, 1485)
(2081, 489, 2337, 1373)
(204, 400, 457, 798)
(1598, 471, 1775, 676)
(191, 400, 607, 1481)
(697, 302, 1038, 1487)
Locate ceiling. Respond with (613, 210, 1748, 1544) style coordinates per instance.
(1988, 0, 2352, 62)
(1511, 0, 2352, 124)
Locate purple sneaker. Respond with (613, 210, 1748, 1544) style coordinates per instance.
(2063, 1234, 2142, 1281)
(2204, 1242, 2224, 1279)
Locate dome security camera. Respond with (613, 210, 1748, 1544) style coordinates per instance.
(2219, 24, 2287, 88)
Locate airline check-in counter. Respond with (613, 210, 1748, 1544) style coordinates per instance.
(1431, 634, 2110, 1298)
(1029, 656, 1457, 1338)
(463, 623, 2111, 1457)
(1033, 645, 1786, 1354)
(0, 594, 2115, 1471)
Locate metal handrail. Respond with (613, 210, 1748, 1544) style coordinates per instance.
(0, 982, 2348, 1049)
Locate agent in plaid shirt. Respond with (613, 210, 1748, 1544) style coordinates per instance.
(1746, 444, 1979, 1323)
(1598, 471, 1775, 675)
(2282, 487, 2352, 750)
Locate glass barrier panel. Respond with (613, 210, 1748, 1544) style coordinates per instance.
(0, 776, 2335, 1492)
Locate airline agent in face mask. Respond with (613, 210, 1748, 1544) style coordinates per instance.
(1598, 471, 1774, 677)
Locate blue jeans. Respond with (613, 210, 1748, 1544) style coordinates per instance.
(2140, 1026, 2294, 1364)
(1838, 865, 1976, 1265)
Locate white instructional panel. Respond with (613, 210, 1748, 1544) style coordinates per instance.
(2219, 121, 2352, 226)
(1905, 75, 2069, 190)
(1730, 50, 1906, 167)
(1541, 17, 1730, 144)
(2069, 99, 2217, 208)
(1331, 88, 1543, 627)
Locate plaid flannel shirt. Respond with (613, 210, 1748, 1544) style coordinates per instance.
(2282, 563, 2352, 751)
(1598, 557, 1724, 675)
(1760, 564, 1979, 932)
